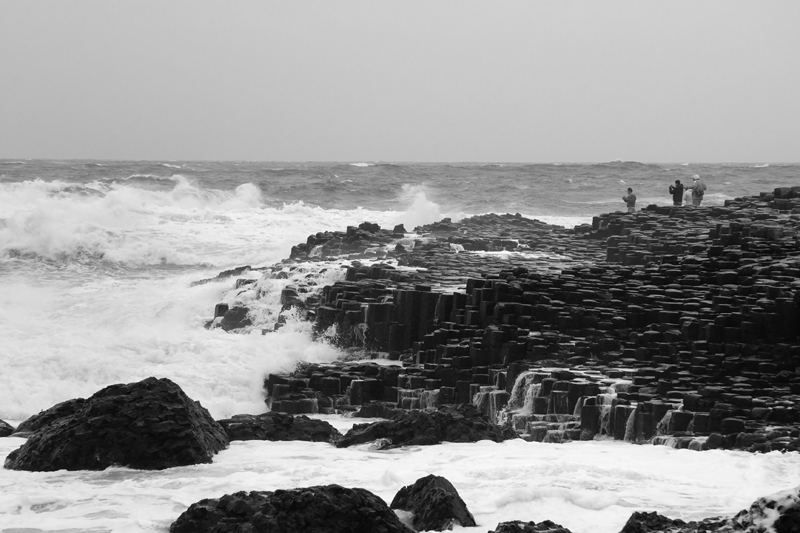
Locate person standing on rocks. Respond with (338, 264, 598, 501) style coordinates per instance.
(622, 187, 636, 213)
(669, 179, 685, 206)
(686, 175, 707, 206)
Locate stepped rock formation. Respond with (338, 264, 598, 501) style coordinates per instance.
(4, 377, 228, 471)
(211, 187, 800, 451)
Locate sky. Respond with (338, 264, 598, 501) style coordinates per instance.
(1, 1, 798, 163)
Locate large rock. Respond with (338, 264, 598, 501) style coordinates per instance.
(619, 485, 800, 533)
(11, 398, 86, 437)
(336, 403, 518, 449)
(216, 412, 342, 444)
(169, 485, 414, 533)
(4, 377, 228, 471)
(390, 474, 476, 531)
(0, 419, 14, 437)
(489, 521, 574, 533)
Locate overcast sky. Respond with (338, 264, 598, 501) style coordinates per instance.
(1, 1, 798, 162)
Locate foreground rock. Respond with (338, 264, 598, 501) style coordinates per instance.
(489, 521, 574, 533)
(390, 474, 476, 531)
(4, 377, 228, 471)
(216, 412, 342, 444)
(336, 403, 518, 449)
(169, 485, 413, 533)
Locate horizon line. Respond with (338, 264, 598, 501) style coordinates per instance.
(1, 158, 797, 165)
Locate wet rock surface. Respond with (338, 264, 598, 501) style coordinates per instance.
(4, 377, 228, 471)
(390, 474, 476, 531)
(169, 485, 414, 533)
(336, 403, 518, 449)
(217, 412, 342, 444)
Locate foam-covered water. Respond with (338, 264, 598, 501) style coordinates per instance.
(1, 160, 798, 532)
(2, 436, 799, 533)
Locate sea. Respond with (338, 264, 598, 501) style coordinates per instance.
(1, 159, 799, 532)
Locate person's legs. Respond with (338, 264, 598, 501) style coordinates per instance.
(692, 197, 701, 206)
(627, 206, 635, 213)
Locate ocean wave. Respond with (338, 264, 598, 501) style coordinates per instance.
(162, 163, 183, 169)
(122, 173, 178, 185)
(753, 163, 769, 168)
(115, 174, 184, 194)
(598, 160, 661, 169)
(348, 162, 374, 167)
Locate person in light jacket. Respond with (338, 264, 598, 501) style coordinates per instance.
(622, 187, 636, 213)
(686, 175, 707, 206)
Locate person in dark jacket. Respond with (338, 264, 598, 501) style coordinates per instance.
(622, 187, 636, 213)
(669, 179, 685, 206)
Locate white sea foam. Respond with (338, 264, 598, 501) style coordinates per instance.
(0, 178, 403, 267)
(395, 184, 444, 229)
(1, 438, 798, 532)
(348, 162, 375, 167)
(0, 270, 343, 422)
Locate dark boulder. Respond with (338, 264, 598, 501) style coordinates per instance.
(169, 485, 414, 533)
(390, 474, 475, 531)
(4, 377, 228, 471)
(11, 398, 86, 437)
(218, 306, 252, 331)
(216, 412, 342, 444)
(620, 512, 691, 533)
(358, 221, 381, 233)
(489, 520, 574, 533)
(336, 403, 518, 449)
(0, 419, 14, 437)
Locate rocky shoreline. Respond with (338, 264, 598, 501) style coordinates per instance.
(212, 185, 800, 454)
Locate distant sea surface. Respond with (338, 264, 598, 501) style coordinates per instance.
(1, 160, 799, 533)
(1, 160, 794, 222)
